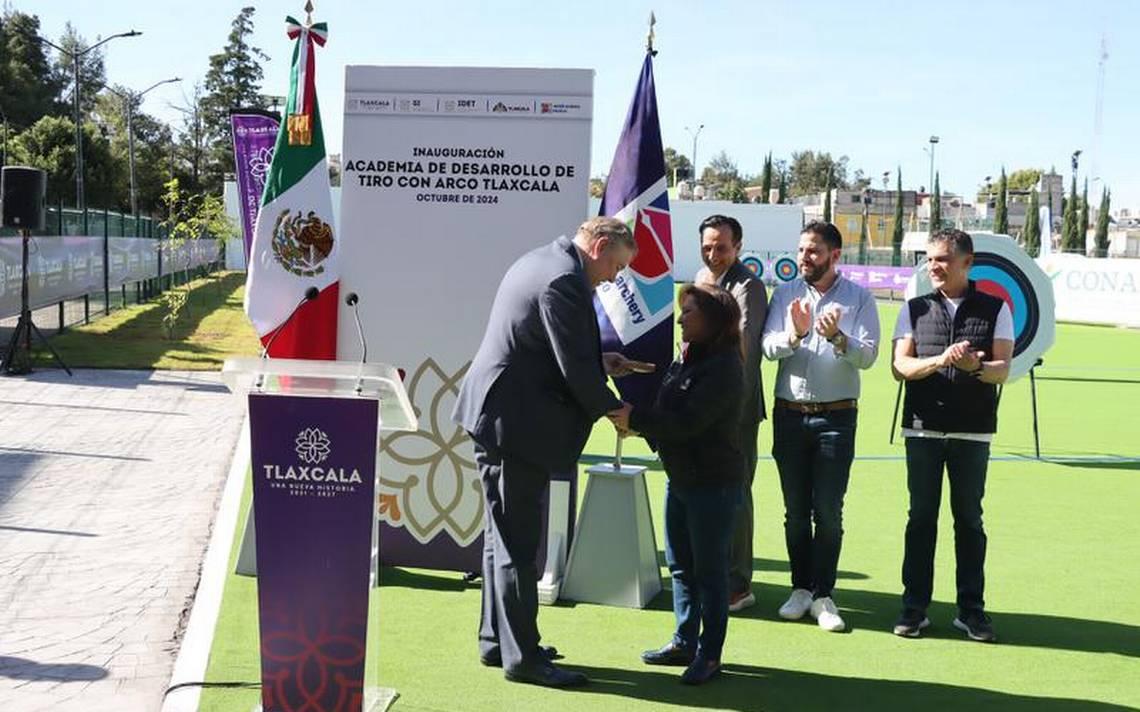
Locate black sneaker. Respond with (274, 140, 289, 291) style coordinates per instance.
(953, 611, 997, 643)
(892, 610, 931, 638)
(641, 642, 696, 666)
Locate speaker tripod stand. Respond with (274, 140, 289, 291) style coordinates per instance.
(2, 229, 71, 376)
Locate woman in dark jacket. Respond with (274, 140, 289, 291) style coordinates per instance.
(624, 283, 746, 685)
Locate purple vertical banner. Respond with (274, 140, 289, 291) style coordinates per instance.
(249, 394, 377, 712)
(230, 109, 281, 262)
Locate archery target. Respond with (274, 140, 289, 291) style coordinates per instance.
(741, 253, 766, 279)
(773, 255, 799, 283)
(906, 233, 1055, 382)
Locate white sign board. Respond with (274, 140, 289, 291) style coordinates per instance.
(1036, 254, 1140, 328)
(338, 66, 592, 558)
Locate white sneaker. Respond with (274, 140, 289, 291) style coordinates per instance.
(778, 588, 814, 620)
(810, 596, 846, 632)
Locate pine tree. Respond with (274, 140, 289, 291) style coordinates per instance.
(1023, 188, 1041, 256)
(1061, 175, 1080, 252)
(822, 169, 832, 223)
(930, 172, 941, 233)
(891, 169, 904, 266)
(1079, 178, 1090, 254)
(777, 171, 786, 204)
(1094, 188, 1111, 257)
(994, 168, 1008, 235)
(200, 6, 270, 192)
(759, 152, 772, 204)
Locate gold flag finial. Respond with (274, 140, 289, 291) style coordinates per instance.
(304, 0, 314, 26)
(646, 11, 657, 56)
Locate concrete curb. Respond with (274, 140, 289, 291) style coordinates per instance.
(161, 414, 250, 712)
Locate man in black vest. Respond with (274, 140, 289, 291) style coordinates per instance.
(890, 229, 1013, 643)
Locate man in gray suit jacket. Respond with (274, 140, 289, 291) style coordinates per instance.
(694, 215, 768, 613)
(453, 216, 647, 687)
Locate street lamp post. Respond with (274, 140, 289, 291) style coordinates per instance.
(107, 78, 180, 217)
(25, 29, 141, 215)
(927, 135, 939, 197)
(685, 123, 704, 190)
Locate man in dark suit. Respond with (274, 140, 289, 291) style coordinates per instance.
(694, 215, 768, 613)
(453, 216, 647, 687)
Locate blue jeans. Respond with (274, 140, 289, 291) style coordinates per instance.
(902, 437, 990, 617)
(772, 407, 857, 599)
(664, 480, 740, 661)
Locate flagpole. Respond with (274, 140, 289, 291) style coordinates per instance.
(615, 435, 623, 470)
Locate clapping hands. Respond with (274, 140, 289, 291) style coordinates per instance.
(940, 340, 986, 371)
(788, 298, 812, 338)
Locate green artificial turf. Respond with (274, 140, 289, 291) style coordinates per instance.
(199, 300, 1140, 711)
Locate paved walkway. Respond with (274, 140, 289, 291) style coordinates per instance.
(0, 369, 245, 712)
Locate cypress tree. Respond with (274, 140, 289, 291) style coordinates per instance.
(891, 169, 904, 266)
(822, 169, 833, 223)
(1079, 178, 1090, 253)
(930, 172, 942, 233)
(759, 152, 772, 204)
(994, 168, 1008, 235)
(777, 171, 786, 204)
(1023, 188, 1041, 256)
(1061, 175, 1080, 252)
(1094, 187, 1111, 257)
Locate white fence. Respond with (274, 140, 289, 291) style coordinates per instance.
(0, 236, 221, 320)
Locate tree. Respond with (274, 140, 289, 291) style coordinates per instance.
(0, 10, 66, 128)
(1023, 188, 1041, 256)
(172, 83, 207, 194)
(1078, 178, 1090, 253)
(158, 178, 234, 337)
(701, 150, 739, 187)
(758, 152, 772, 203)
(200, 6, 269, 193)
(8, 115, 118, 208)
(52, 23, 107, 118)
(722, 181, 748, 203)
(929, 172, 942, 233)
(788, 150, 852, 197)
(1094, 187, 1111, 257)
(1061, 175, 1080, 252)
(1007, 168, 1042, 192)
(993, 168, 1008, 235)
(663, 147, 691, 186)
(95, 89, 174, 214)
(777, 172, 786, 204)
(891, 169, 904, 266)
(822, 168, 832, 223)
(858, 205, 869, 265)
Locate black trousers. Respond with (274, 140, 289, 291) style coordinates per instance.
(475, 442, 548, 673)
(901, 437, 990, 617)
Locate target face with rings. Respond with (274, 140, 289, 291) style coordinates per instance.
(773, 255, 799, 282)
(906, 233, 1055, 382)
(741, 254, 765, 279)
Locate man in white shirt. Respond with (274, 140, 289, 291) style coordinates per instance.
(890, 228, 1013, 643)
(762, 221, 880, 633)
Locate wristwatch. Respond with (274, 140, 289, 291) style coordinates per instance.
(828, 331, 847, 350)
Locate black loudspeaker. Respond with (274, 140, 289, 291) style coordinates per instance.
(1, 166, 47, 231)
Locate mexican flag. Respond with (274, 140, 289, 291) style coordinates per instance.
(244, 15, 338, 359)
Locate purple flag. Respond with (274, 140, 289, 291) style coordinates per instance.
(593, 53, 674, 409)
(248, 393, 377, 712)
(230, 109, 281, 261)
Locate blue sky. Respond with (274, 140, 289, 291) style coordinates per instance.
(27, 0, 1140, 208)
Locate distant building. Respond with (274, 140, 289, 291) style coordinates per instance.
(798, 189, 918, 247)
